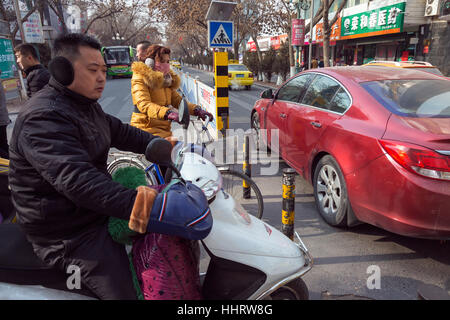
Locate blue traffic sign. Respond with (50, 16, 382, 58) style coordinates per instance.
(208, 20, 233, 48)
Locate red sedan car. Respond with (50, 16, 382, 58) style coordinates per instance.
(251, 66, 450, 239)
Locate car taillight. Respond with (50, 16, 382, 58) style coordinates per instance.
(228, 73, 232, 78)
(379, 140, 450, 181)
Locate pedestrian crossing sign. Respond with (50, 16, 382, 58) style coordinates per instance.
(208, 20, 233, 48)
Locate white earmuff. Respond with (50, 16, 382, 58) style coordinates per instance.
(145, 58, 155, 68)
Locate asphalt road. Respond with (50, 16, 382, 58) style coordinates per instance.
(5, 69, 450, 300)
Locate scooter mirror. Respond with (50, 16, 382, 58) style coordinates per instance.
(145, 138, 173, 165)
(178, 98, 190, 130)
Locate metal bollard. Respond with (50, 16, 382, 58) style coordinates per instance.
(281, 168, 296, 240)
(243, 135, 251, 199)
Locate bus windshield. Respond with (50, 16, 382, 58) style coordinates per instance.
(104, 47, 131, 65)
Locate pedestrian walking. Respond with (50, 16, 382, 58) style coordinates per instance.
(318, 57, 324, 68)
(14, 44, 50, 98)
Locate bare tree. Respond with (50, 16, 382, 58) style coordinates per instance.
(0, 0, 39, 45)
(322, 0, 347, 66)
(87, 0, 162, 46)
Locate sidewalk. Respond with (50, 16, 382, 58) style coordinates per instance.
(253, 79, 279, 90)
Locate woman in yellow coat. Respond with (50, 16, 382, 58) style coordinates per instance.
(130, 45, 213, 138)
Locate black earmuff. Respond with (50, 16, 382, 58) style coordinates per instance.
(48, 56, 75, 86)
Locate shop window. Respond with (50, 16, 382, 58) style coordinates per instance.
(363, 44, 376, 64)
(375, 44, 397, 61)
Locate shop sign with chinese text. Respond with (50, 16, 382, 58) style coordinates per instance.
(0, 38, 16, 79)
(341, 2, 406, 39)
(292, 19, 305, 46)
(316, 18, 341, 43)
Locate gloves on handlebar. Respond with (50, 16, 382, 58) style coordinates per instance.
(128, 181, 213, 240)
(194, 107, 214, 122)
(165, 110, 180, 122)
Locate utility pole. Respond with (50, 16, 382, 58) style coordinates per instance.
(308, 0, 314, 70)
(12, 0, 28, 100)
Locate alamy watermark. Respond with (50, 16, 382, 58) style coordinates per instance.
(171, 127, 281, 176)
(366, 265, 381, 290)
(66, 265, 81, 290)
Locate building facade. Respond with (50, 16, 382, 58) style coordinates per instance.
(246, 0, 450, 76)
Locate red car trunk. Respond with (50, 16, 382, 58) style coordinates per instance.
(383, 115, 450, 151)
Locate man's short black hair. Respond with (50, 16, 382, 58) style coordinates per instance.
(14, 43, 39, 60)
(136, 40, 151, 51)
(53, 33, 102, 61)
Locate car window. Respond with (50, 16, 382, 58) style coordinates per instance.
(361, 79, 450, 118)
(301, 75, 341, 110)
(329, 88, 351, 113)
(413, 67, 443, 76)
(276, 74, 314, 103)
(228, 64, 248, 71)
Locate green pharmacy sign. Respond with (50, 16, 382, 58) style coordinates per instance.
(341, 2, 406, 39)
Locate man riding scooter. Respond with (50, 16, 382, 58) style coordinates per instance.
(8, 33, 210, 300)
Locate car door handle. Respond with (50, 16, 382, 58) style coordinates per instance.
(310, 121, 322, 128)
(280, 113, 287, 118)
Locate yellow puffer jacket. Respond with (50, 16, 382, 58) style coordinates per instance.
(130, 61, 196, 138)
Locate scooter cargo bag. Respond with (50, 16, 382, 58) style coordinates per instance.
(132, 233, 202, 300)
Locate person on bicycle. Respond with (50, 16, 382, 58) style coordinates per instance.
(8, 33, 199, 300)
(130, 44, 213, 138)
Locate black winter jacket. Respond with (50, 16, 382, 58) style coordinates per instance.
(24, 64, 50, 98)
(9, 78, 156, 243)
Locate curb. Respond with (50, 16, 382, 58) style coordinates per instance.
(253, 82, 279, 90)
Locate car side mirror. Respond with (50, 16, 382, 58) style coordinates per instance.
(260, 88, 274, 99)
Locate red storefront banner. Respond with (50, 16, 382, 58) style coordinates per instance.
(292, 19, 305, 46)
(271, 36, 280, 50)
(247, 40, 257, 52)
(315, 17, 341, 43)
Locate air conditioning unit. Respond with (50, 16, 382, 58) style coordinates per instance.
(424, 0, 441, 16)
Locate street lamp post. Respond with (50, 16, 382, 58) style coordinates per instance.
(285, 0, 311, 73)
(112, 33, 124, 45)
(308, 0, 314, 70)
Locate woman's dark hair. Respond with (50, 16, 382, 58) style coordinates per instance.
(53, 33, 102, 61)
(145, 45, 171, 61)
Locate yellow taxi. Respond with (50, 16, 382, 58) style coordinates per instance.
(363, 60, 444, 76)
(170, 60, 181, 70)
(228, 60, 254, 90)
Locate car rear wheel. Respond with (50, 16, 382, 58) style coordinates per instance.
(313, 155, 349, 227)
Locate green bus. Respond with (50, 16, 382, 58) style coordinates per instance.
(101, 46, 136, 78)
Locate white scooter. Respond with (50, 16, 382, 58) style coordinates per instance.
(0, 100, 313, 300)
